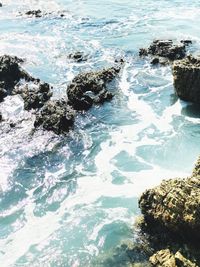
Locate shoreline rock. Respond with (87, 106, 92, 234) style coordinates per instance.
(67, 66, 120, 111)
(34, 100, 75, 134)
(173, 55, 200, 103)
(139, 40, 192, 65)
(138, 156, 200, 266)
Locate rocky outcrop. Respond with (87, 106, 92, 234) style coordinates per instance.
(173, 56, 200, 103)
(34, 100, 75, 134)
(67, 66, 120, 111)
(149, 249, 197, 267)
(138, 156, 200, 266)
(139, 40, 192, 65)
(13, 82, 52, 110)
(139, 173, 200, 241)
(0, 55, 34, 102)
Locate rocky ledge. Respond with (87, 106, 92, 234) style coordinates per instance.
(138, 156, 200, 266)
(173, 55, 200, 103)
(0, 54, 122, 134)
(34, 100, 75, 134)
(139, 40, 192, 65)
(67, 66, 120, 111)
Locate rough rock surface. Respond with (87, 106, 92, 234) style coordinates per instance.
(149, 249, 197, 267)
(0, 55, 33, 102)
(173, 56, 200, 103)
(139, 176, 200, 240)
(139, 40, 191, 64)
(13, 82, 52, 110)
(67, 66, 120, 110)
(68, 52, 88, 62)
(34, 100, 75, 134)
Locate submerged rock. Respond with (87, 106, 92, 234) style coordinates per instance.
(68, 52, 88, 62)
(67, 66, 120, 111)
(20, 10, 66, 18)
(0, 55, 33, 102)
(13, 82, 52, 110)
(173, 55, 200, 103)
(150, 249, 197, 267)
(34, 100, 75, 134)
(139, 40, 192, 64)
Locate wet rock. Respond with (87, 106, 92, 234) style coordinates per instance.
(13, 82, 52, 110)
(0, 55, 34, 101)
(151, 58, 160, 65)
(149, 249, 197, 267)
(25, 10, 43, 18)
(34, 100, 75, 134)
(67, 66, 120, 111)
(68, 52, 88, 63)
(173, 55, 200, 103)
(139, 156, 200, 241)
(139, 40, 192, 63)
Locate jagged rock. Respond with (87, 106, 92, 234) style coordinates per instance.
(149, 249, 197, 267)
(139, 40, 192, 64)
(13, 82, 52, 110)
(173, 56, 200, 103)
(68, 52, 88, 62)
(34, 100, 75, 134)
(67, 66, 120, 111)
(139, 156, 200, 241)
(0, 55, 34, 102)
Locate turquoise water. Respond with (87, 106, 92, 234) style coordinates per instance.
(0, 0, 200, 266)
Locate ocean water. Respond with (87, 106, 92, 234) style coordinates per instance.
(0, 0, 200, 266)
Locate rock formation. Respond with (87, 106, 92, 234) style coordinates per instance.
(67, 66, 120, 111)
(139, 40, 192, 65)
(173, 55, 200, 103)
(34, 100, 75, 134)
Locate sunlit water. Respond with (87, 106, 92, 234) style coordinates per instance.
(0, 0, 200, 266)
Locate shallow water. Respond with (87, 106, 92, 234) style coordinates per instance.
(0, 0, 200, 266)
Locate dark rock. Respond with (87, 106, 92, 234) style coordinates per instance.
(34, 100, 75, 134)
(149, 249, 197, 267)
(151, 57, 160, 65)
(181, 40, 193, 46)
(173, 55, 200, 103)
(13, 82, 52, 110)
(0, 3, 2, 7)
(0, 55, 34, 102)
(139, 40, 192, 63)
(139, 156, 200, 242)
(139, 48, 148, 57)
(67, 66, 120, 111)
(25, 10, 43, 18)
(68, 52, 88, 63)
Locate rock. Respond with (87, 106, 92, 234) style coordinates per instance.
(139, 156, 200, 241)
(151, 58, 160, 65)
(25, 10, 43, 18)
(139, 40, 192, 63)
(67, 66, 120, 111)
(149, 249, 197, 267)
(34, 99, 75, 134)
(0, 55, 34, 101)
(68, 52, 88, 62)
(13, 82, 52, 110)
(173, 55, 200, 103)
(0, 3, 2, 7)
